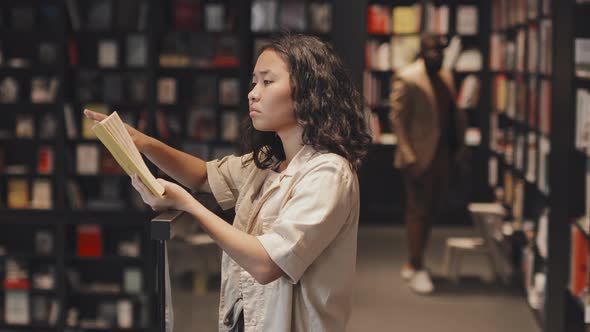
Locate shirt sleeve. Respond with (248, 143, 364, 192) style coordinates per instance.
(256, 159, 357, 284)
(204, 153, 255, 210)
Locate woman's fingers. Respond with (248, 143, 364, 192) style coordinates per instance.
(83, 109, 107, 122)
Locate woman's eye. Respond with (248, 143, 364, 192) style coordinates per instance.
(250, 82, 257, 89)
(263, 80, 272, 85)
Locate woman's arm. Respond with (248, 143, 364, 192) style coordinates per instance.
(141, 137, 208, 190)
(130, 175, 283, 285)
(84, 109, 207, 190)
(185, 202, 283, 285)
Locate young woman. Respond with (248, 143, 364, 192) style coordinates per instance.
(85, 34, 371, 332)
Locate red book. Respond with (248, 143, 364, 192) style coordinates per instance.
(77, 224, 103, 257)
(37, 146, 54, 175)
(570, 225, 589, 297)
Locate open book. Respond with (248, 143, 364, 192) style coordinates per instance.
(92, 111, 165, 197)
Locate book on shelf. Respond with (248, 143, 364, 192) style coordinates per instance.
(77, 224, 103, 257)
(66, 0, 81, 30)
(392, 5, 421, 34)
(174, 0, 201, 29)
(187, 108, 217, 141)
(456, 74, 480, 109)
(126, 35, 148, 67)
(219, 78, 240, 106)
(576, 89, 590, 152)
(31, 179, 52, 210)
(0, 77, 19, 103)
(454, 49, 482, 72)
(279, 1, 306, 31)
(76, 70, 100, 102)
(569, 224, 589, 298)
(66, 179, 84, 209)
(367, 4, 391, 34)
(365, 40, 391, 70)
(575, 38, 590, 79)
(37, 147, 54, 175)
(456, 5, 478, 36)
(204, 3, 225, 32)
(528, 76, 538, 128)
(424, 4, 448, 35)
(525, 133, 537, 183)
(193, 76, 217, 107)
(158, 78, 177, 105)
(76, 144, 100, 175)
(92, 111, 165, 197)
(128, 74, 148, 103)
(64, 104, 78, 139)
(30, 77, 59, 103)
(221, 111, 240, 142)
(39, 42, 58, 65)
(539, 80, 551, 135)
(251, 0, 278, 32)
(527, 24, 539, 74)
(15, 114, 34, 138)
(98, 40, 119, 68)
(442, 36, 462, 71)
(213, 35, 239, 67)
(539, 19, 552, 75)
(39, 113, 58, 139)
(7, 178, 29, 209)
(309, 3, 331, 33)
(488, 156, 498, 187)
(538, 137, 550, 194)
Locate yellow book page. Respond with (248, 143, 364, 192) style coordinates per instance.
(92, 122, 165, 197)
(103, 113, 143, 167)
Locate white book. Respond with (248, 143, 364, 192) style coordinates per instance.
(31, 178, 52, 209)
(76, 144, 99, 175)
(98, 40, 118, 68)
(456, 5, 478, 36)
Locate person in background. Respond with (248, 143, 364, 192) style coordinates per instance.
(389, 34, 467, 294)
(85, 34, 371, 331)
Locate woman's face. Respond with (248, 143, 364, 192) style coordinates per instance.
(248, 50, 297, 133)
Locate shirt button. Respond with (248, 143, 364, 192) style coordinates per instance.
(250, 318, 257, 326)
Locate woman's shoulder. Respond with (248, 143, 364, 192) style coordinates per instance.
(306, 150, 355, 178)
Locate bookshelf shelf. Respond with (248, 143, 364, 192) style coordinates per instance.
(67, 256, 142, 264)
(0, 323, 57, 331)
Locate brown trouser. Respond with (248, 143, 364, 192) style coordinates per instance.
(402, 145, 450, 269)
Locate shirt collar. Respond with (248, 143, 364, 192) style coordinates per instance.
(279, 145, 318, 177)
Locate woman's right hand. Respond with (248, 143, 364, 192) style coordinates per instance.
(83, 109, 151, 151)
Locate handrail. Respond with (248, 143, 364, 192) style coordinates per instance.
(151, 210, 185, 332)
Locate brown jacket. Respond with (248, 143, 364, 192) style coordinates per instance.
(389, 59, 467, 174)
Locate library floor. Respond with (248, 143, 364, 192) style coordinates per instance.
(170, 226, 540, 332)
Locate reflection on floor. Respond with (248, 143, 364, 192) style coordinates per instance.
(170, 226, 540, 332)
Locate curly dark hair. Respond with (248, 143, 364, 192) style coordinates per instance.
(242, 34, 371, 171)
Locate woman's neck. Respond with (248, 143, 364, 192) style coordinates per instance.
(277, 126, 304, 172)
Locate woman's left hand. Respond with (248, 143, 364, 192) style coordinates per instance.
(131, 175, 195, 212)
